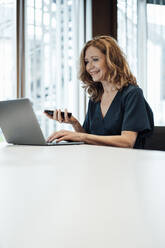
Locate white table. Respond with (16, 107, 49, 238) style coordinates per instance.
(0, 143, 165, 248)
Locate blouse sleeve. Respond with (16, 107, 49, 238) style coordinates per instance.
(122, 87, 154, 137)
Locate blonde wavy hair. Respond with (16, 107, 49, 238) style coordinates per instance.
(79, 35, 137, 102)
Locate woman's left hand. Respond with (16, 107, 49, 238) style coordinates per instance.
(47, 130, 85, 143)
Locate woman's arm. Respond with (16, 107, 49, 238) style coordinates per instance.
(71, 119, 86, 133)
(47, 130, 138, 148)
(82, 131, 138, 148)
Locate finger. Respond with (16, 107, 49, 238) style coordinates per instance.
(58, 109, 63, 123)
(48, 133, 61, 143)
(48, 130, 66, 142)
(47, 134, 56, 143)
(47, 130, 63, 142)
(56, 136, 66, 143)
(56, 133, 71, 143)
(56, 131, 77, 143)
(53, 109, 58, 120)
(64, 108, 69, 122)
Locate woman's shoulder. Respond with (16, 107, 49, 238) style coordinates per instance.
(121, 84, 143, 98)
(87, 98, 99, 110)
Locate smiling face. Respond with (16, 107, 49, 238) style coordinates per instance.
(85, 46, 108, 83)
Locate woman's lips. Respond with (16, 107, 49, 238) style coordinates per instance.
(90, 71, 100, 76)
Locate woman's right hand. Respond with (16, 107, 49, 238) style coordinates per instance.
(44, 108, 78, 125)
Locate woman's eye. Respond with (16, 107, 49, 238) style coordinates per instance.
(93, 58, 99, 62)
(85, 60, 88, 65)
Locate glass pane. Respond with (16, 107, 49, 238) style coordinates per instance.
(147, 3, 165, 125)
(0, 0, 16, 142)
(0, 0, 16, 100)
(117, 0, 137, 78)
(25, 0, 85, 138)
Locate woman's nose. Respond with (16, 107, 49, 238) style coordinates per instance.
(87, 61, 94, 70)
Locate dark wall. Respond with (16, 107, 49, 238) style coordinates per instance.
(92, 0, 117, 39)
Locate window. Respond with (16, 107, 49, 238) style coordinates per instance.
(117, 0, 165, 125)
(0, 0, 91, 142)
(0, 0, 16, 142)
(0, 0, 16, 100)
(25, 0, 89, 137)
(147, 1, 165, 125)
(117, 0, 137, 77)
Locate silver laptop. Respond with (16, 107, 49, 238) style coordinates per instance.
(0, 98, 84, 146)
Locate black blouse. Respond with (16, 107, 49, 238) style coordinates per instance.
(83, 84, 154, 149)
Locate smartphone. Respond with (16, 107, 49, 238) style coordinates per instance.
(44, 110, 72, 119)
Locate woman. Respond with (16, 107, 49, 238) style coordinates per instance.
(45, 35, 154, 148)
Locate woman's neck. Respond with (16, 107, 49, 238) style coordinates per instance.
(101, 80, 116, 94)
